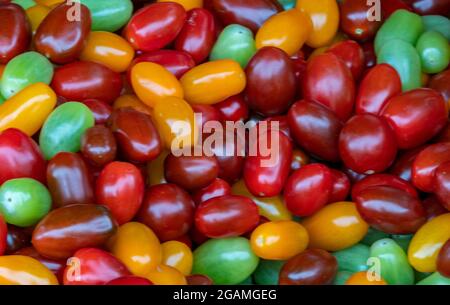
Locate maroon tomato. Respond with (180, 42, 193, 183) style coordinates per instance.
(423, 195, 448, 220)
(342, 166, 367, 183)
(412, 143, 450, 192)
(361, 40, 376, 68)
(284, 164, 333, 217)
(195, 195, 259, 238)
(327, 40, 365, 80)
(354, 186, 426, 234)
(403, 0, 449, 15)
(0, 3, 30, 64)
(107, 276, 153, 285)
(5, 225, 30, 254)
(191, 104, 222, 138)
(80, 99, 113, 125)
(245, 47, 296, 116)
(291, 50, 307, 96)
(214, 95, 249, 123)
(351, 173, 419, 200)
(263, 116, 291, 139)
(302, 53, 355, 121)
(0, 128, 46, 185)
(290, 149, 309, 172)
(95, 161, 144, 225)
(437, 239, 450, 278)
(389, 146, 423, 182)
(329, 169, 350, 203)
(435, 123, 450, 144)
(339, 0, 382, 41)
(0, 215, 6, 256)
(15, 247, 65, 280)
(34, 3, 91, 64)
(186, 274, 213, 285)
(81, 125, 117, 167)
(192, 178, 232, 205)
(381, 0, 414, 17)
(434, 161, 450, 210)
(124, 2, 186, 52)
(137, 184, 195, 241)
(429, 69, 450, 102)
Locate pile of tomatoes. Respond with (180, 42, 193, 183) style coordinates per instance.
(0, 0, 449, 285)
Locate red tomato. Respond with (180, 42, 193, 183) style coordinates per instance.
(14, 246, 65, 281)
(214, 95, 249, 123)
(0, 3, 30, 64)
(389, 146, 424, 182)
(0, 215, 6, 256)
(262, 116, 291, 139)
(435, 161, 450, 210)
(403, 0, 449, 15)
(107, 276, 153, 285)
(80, 99, 113, 125)
(192, 178, 232, 205)
(423, 195, 449, 220)
(327, 40, 365, 80)
(81, 125, 117, 167)
(429, 69, 450, 102)
(381, 0, 413, 17)
(191, 104, 222, 138)
(412, 143, 450, 192)
(339, 0, 382, 41)
(351, 173, 419, 200)
(329, 169, 351, 203)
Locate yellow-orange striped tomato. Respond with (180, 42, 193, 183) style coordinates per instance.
(0, 256, 58, 285)
(161, 241, 193, 276)
(144, 265, 187, 285)
(157, 0, 202, 10)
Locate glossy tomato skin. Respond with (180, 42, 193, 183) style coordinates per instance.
(107, 276, 153, 285)
(435, 162, 450, 210)
(288, 100, 342, 162)
(351, 174, 419, 201)
(0, 128, 46, 185)
(192, 178, 232, 205)
(46, 152, 94, 208)
(437, 239, 450, 278)
(339, 0, 382, 41)
(214, 95, 249, 123)
(81, 125, 117, 167)
(0, 4, 30, 64)
(381, 89, 447, 149)
(34, 3, 91, 64)
(137, 184, 195, 242)
(5, 225, 30, 255)
(186, 274, 213, 285)
(95, 162, 144, 225)
(327, 40, 365, 80)
(389, 146, 424, 182)
(124, 2, 186, 52)
(14, 246, 65, 280)
(412, 143, 450, 192)
(245, 47, 296, 116)
(329, 169, 350, 203)
(51, 61, 123, 104)
(80, 99, 113, 125)
(404, 0, 450, 15)
(422, 195, 448, 220)
(0, 215, 6, 256)
(195, 195, 260, 238)
(429, 69, 450, 103)
(354, 186, 426, 234)
(302, 53, 355, 121)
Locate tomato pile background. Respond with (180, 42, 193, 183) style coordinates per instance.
(0, 0, 449, 285)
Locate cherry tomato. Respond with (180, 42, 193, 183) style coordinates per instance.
(5, 225, 30, 255)
(412, 143, 450, 192)
(352, 174, 419, 200)
(339, 0, 382, 41)
(0, 255, 58, 285)
(147, 150, 168, 186)
(158, 0, 202, 11)
(161, 240, 193, 276)
(389, 146, 423, 182)
(81, 125, 117, 167)
(435, 162, 450, 210)
(327, 40, 365, 80)
(329, 169, 351, 203)
(437, 239, 450, 278)
(429, 69, 450, 103)
(144, 264, 187, 285)
(0, 215, 6, 256)
(25, 4, 50, 34)
(214, 95, 249, 123)
(345, 271, 387, 285)
(423, 195, 448, 220)
(0, 3, 30, 64)
(81, 99, 113, 125)
(186, 274, 213, 285)
(192, 178, 231, 205)
(107, 276, 153, 285)
(404, 0, 450, 15)
(14, 246, 65, 280)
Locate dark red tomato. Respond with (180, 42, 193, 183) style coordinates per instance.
(291, 50, 307, 96)
(342, 166, 367, 183)
(329, 169, 350, 203)
(412, 143, 450, 192)
(0, 3, 30, 64)
(191, 104, 221, 138)
(124, 2, 186, 52)
(173, 234, 192, 249)
(423, 195, 448, 220)
(279, 249, 338, 285)
(51, 61, 123, 103)
(63, 248, 130, 285)
(81, 125, 117, 167)
(107, 108, 161, 163)
(137, 183, 195, 241)
(288, 100, 342, 162)
(189, 225, 209, 246)
(0, 215, 6, 256)
(290, 149, 309, 172)
(437, 239, 450, 278)
(262, 116, 291, 140)
(245, 47, 296, 116)
(434, 161, 450, 210)
(356, 64, 402, 115)
(214, 95, 249, 123)
(47, 152, 94, 208)
(209, 0, 282, 33)
(435, 123, 450, 143)
(351, 174, 419, 201)
(381, 0, 414, 17)
(0, 128, 46, 185)
(5, 225, 30, 254)
(339, 114, 397, 174)
(164, 153, 219, 191)
(429, 69, 450, 103)
(192, 178, 231, 205)
(80, 99, 112, 125)
(302, 53, 355, 121)
(244, 129, 292, 197)
(175, 8, 216, 63)
(361, 40, 376, 69)
(186, 274, 213, 285)
(381, 89, 448, 149)
(107, 276, 153, 285)
(15, 247, 65, 280)
(404, 0, 449, 15)
(389, 146, 423, 182)
(32, 204, 117, 260)
(354, 186, 426, 234)
(34, 3, 91, 64)
(284, 164, 333, 217)
(327, 40, 365, 80)
(95, 161, 144, 225)
(195, 195, 259, 238)
(339, 0, 382, 41)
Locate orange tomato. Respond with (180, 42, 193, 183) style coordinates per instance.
(35, 0, 64, 6)
(161, 241, 193, 276)
(345, 271, 387, 285)
(26, 4, 51, 34)
(0, 255, 58, 285)
(144, 265, 187, 285)
(157, 0, 202, 10)
(113, 94, 152, 116)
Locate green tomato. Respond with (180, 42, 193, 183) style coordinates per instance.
(0, 51, 54, 99)
(422, 15, 450, 41)
(370, 238, 414, 285)
(0, 94, 5, 106)
(390, 234, 413, 253)
(12, 0, 36, 9)
(416, 31, 450, 74)
(377, 39, 422, 91)
(417, 272, 450, 285)
(277, 0, 296, 10)
(253, 259, 285, 285)
(80, 0, 133, 32)
(238, 276, 253, 285)
(210, 24, 257, 68)
(333, 270, 353, 285)
(0, 178, 51, 227)
(39, 102, 95, 160)
(192, 237, 259, 285)
(374, 9, 424, 54)
(362, 227, 389, 246)
(333, 244, 370, 273)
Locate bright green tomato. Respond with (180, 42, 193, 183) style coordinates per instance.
(391, 234, 413, 253)
(12, 0, 36, 9)
(277, 0, 296, 10)
(39, 102, 95, 160)
(210, 24, 257, 68)
(333, 244, 370, 273)
(416, 31, 450, 74)
(374, 9, 424, 54)
(422, 15, 450, 41)
(377, 39, 422, 91)
(192, 237, 259, 285)
(253, 260, 285, 285)
(370, 238, 414, 285)
(417, 272, 450, 285)
(0, 51, 54, 99)
(362, 227, 389, 246)
(333, 270, 353, 285)
(0, 178, 51, 227)
(80, 0, 133, 32)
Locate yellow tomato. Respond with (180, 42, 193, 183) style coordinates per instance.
(157, 0, 202, 10)
(0, 83, 57, 136)
(161, 241, 193, 276)
(301, 202, 369, 251)
(296, 0, 339, 48)
(108, 222, 162, 277)
(307, 46, 329, 61)
(131, 62, 184, 108)
(35, 0, 64, 6)
(147, 150, 169, 185)
(0, 256, 58, 285)
(408, 213, 450, 273)
(256, 9, 312, 56)
(250, 221, 309, 260)
(231, 180, 292, 221)
(113, 94, 152, 116)
(144, 265, 187, 285)
(345, 271, 387, 285)
(180, 59, 246, 105)
(26, 4, 51, 34)
(80, 31, 135, 73)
